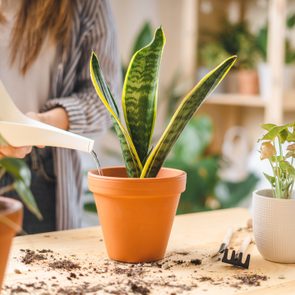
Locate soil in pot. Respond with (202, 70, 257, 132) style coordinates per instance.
(88, 167, 187, 263)
(0, 197, 23, 289)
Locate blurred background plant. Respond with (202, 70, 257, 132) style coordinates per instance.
(198, 20, 261, 94)
(256, 13, 295, 64)
(199, 21, 260, 70)
(217, 21, 260, 70)
(164, 87, 258, 214)
(199, 43, 229, 69)
(0, 135, 41, 220)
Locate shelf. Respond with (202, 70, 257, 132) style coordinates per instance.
(205, 93, 295, 111)
(205, 94, 265, 108)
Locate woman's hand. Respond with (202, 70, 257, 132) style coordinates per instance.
(0, 107, 69, 159)
(0, 145, 32, 159)
(0, 108, 69, 159)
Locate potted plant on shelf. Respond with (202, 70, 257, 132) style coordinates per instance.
(88, 27, 236, 263)
(252, 121, 295, 263)
(218, 21, 260, 95)
(0, 135, 41, 289)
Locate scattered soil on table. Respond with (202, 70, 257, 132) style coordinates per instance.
(4, 248, 269, 295)
(20, 249, 47, 264)
(37, 249, 53, 254)
(150, 253, 203, 270)
(198, 276, 214, 282)
(8, 286, 28, 294)
(190, 258, 202, 265)
(234, 274, 268, 287)
(48, 259, 81, 271)
(129, 280, 150, 295)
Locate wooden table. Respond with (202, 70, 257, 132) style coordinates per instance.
(2, 208, 295, 294)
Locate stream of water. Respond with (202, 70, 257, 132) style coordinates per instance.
(90, 150, 103, 176)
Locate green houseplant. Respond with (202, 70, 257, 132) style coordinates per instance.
(252, 121, 295, 263)
(88, 27, 236, 263)
(0, 135, 41, 289)
(218, 21, 259, 94)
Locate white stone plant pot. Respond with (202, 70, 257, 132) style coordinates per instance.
(252, 189, 295, 263)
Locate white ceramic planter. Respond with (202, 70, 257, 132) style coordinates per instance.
(252, 189, 295, 263)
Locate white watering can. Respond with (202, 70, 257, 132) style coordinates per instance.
(0, 80, 94, 153)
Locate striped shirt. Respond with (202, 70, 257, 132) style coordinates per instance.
(43, 0, 121, 230)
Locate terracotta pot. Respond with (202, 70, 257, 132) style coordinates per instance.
(0, 197, 23, 289)
(252, 189, 295, 263)
(88, 167, 186, 263)
(237, 69, 259, 95)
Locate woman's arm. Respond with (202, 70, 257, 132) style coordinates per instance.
(42, 0, 121, 135)
(27, 108, 69, 131)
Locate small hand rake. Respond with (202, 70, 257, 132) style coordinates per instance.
(222, 236, 252, 269)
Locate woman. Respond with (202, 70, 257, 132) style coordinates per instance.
(0, 0, 121, 233)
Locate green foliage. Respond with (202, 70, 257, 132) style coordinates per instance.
(164, 116, 258, 213)
(90, 27, 236, 178)
(123, 28, 165, 164)
(259, 121, 295, 199)
(199, 43, 229, 69)
(256, 13, 295, 64)
(84, 202, 97, 213)
(164, 116, 219, 212)
(217, 21, 259, 69)
(199, 21, 259, 70)
(217, 174, 259, 208)
(0, 152, 42, 219)
(90, 53, 142, 177)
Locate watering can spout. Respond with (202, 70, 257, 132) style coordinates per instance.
(0, 80, 94, 153)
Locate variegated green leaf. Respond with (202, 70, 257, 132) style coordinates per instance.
(14, 180, 42, 220)
(90, 53, 142, 177)
(123, 27, 165, 164)
(0, 157, 42, 219)
(141, 56, 237, 178)
(0, 157, 31, 186)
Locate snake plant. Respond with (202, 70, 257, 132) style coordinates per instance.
(90, 27, 236, 178)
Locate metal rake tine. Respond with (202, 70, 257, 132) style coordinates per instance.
(222, 249, 236, 264)
(236, 253, 250, 269)
(222, 249, 251, 269)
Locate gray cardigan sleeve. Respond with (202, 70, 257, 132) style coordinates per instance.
(44, 0, 121, 134)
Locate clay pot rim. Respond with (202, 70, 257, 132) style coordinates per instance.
(253, 189, 295, 202)
(88, 166, 186, 183)
(0, 196, 22, 217)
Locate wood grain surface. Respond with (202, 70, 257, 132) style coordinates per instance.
(2, 208, 295, 294)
